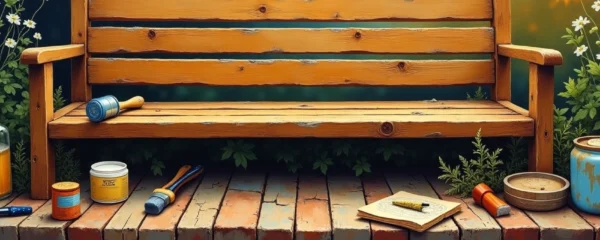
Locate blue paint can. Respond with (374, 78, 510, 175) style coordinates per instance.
(571, 136, 600, 215)
(86, 95, 120, 122)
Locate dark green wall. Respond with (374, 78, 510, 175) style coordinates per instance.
(30, 0, 586, 108)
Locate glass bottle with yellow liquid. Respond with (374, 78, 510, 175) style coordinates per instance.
(0, 124, 11, 199)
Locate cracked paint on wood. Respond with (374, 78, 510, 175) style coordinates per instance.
(178, 171, 231, 240)
(258, 174, 298, 240)
(0, 194, 47, 240)
(362, 176, 409, 240)
(295, 175, 332, 240)
(328, 175, 370, 240)
(526, 207, 594, 240)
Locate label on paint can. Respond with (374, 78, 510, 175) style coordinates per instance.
(57, 192, 80, 208)
(90, 161, 129, 204)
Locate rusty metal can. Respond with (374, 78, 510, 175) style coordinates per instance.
(51, 182, 81, 220)
(571, 136, 600, 215)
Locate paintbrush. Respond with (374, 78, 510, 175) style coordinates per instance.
(0, 206, 32, 217)
(144, 165, 204, 215)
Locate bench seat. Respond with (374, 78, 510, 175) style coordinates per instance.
(49, 100, 533, 139)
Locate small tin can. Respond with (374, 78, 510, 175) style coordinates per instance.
(51, 182, 81, 220)
(571, 136, 600, 215)
(90, 161, 129, 204)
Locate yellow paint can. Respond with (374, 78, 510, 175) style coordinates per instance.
(90, 161, 129, 204)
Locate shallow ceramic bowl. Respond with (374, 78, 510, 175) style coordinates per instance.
(504, 172, 570, 211)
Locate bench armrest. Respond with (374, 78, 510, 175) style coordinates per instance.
(20, 44, 84, 65)
(498, 44, 563, 66)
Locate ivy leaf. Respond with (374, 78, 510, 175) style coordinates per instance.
(7, 61, 18, 68)
(575, 109, 589, 121)
(150, 159, 165, 176)
(4, 84, 15, 95)
(594, 121, 600, 131)
(590, 108, 597, 119)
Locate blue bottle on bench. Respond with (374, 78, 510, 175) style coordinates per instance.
(571, 136, 600, 215)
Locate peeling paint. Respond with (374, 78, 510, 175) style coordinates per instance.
(201, 122, 214, 125)
(425, 132, 443, 138)
(300, 60, 317, 64)
(297, 122, 320, 128)
(330, 28, 344, 33)
(115, 79, 131, 83)
(218, 59, 234, 63)
(249, 60, 275, 64)
(424, 98, 438, 103)
(584, 162, 596, 192)
(241, 29, 259, 34)
(267, 48, 284, 53)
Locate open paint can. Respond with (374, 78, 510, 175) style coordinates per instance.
(90, 161, 129, 204)
(52, 182, 81, 220)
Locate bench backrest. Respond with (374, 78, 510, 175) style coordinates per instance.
(72, 0, 510, 100)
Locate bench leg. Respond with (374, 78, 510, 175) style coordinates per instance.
(29, 64, 55, 199)
(527, 64, 554, 173)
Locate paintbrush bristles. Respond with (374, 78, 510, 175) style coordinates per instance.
(144, 192, 171, 215)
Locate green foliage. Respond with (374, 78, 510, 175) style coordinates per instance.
(54, 141, 81, 182)
(11, 140, 29, 193)
(221, 140, 257, 169)
(504, 137, 528, 175)
(53, 86, 66, 110)
(466, 87, 487, 101)
(438, 129, 506, 197)
(554, 106, 588, 178)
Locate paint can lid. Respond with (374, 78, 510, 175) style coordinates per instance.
(91, 161, 128, 177)
(574, 136, 600, 151)
(52, 182, 79, 192)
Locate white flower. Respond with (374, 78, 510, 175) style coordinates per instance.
(596, 54, 600, 60)
(6, 13, 20, 25)
(575, 45, 589, 56)
(573, 16, 591, 31)
(23, 19, 35, 29)
(33, 32, 41, 40)
(594, 1, 600, 11)
(4, 38, 16, 48)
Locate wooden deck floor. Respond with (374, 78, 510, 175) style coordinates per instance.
(1, 171, 599, 240)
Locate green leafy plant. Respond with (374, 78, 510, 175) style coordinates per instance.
(54, 141, 80, 182)
(11, 140, 29, 193)
(504, 137, 528, 175)
(467, 87, 487, 100)
(221, 140, 257, 169)
(438, 129, 506, 197)
(554, 106, 588, 178)
(313, 152, 333, 175)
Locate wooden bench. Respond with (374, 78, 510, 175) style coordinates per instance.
(21, 0, 563, 199)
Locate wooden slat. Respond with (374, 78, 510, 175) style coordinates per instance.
(492, 0, 511, 101)
(88, 27, 495, 54)
(67, 108, 519, 117)
(89, 0, 493, 21)
(0, 194, 48, 240)
(295, 175, 332, 240)
(29, 63, 54, 199)
(498, 101, 529, 116)
(104, 178, 163, 240)
(214, 172, 266, 240)
(574, 208, 600, 240)
(328, 175, 370, 240)
(68, 176, 142, 240)
(138, 177, 201, 240)
(20, 44, 84, 64)
(0, 193, 18, 207)
(74, 101, 507, 110)
(71, 0, 91, 102)
(528, 64, 554, 173)
(19, 182, 92, 240)
(49, 114, 534, 139)
(258, 174, 298, 240)
(428, 177, 501, 240)
(385, 173, 459, 240)
(362, 176, 408, 240)
(54, 102, 85, 120)
(498, 45, 563, 66)
(526, 207, 594, 239)
(496, 194, 540, 240)
(177, 171, 231, 240)
(88, 59, 495, 86)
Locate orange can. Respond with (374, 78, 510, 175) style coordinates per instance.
(51, 182, 81, 220)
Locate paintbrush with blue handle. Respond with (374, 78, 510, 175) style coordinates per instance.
(144, 165, 204, 215)
(0, 206, 32, 217)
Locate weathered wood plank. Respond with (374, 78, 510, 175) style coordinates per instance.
(258, 174, 298, 240)
(498, 101, 529, 116)
(0, 194, 48, 240)
(498, 45, 563, 66)
(178, 171, 232, 240)
(104, 178, 164, 240)
(67, 108, 519, 117)
(20, 44, 84, 65)
(68, 176, 142, 240)
(492, 0, 511, 101)
(214, 172, 266, 240)
(574, 207, 600, 240)
(428, 177, 501, 240)
(70, 0, 91, 102)
(88, 59, 495, 86)
(88, 28, 494, 54)
(19, 182, 92, 240)
(328, 175, 370, 240)
(526, 207, 594, 239)
(385, 173, 459, 240)
(89, 0, 493, 21)
(362, 176, 408, 240)
(138, 177, 202, 240)
(0, 193, 18, 207)
(54, 102, 85, 120)
(528, 64, 554, 173)
(495, 194, 540, 240)
(49, 114, 534, 139)
(75, 101, 507, 110)
(295, 175, 332, 240)
(29, 63, 54, 199)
